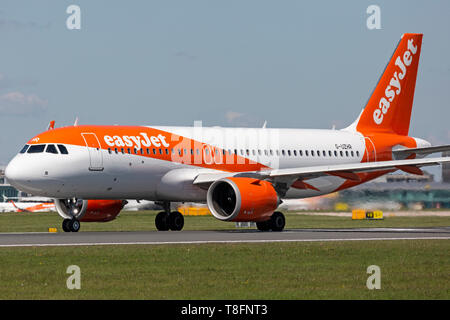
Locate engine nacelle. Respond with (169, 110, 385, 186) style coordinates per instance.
(55, 199, 125, 222)
(207, 177, 279, 222)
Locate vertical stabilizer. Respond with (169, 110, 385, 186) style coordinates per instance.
(356, 33, 423, 136)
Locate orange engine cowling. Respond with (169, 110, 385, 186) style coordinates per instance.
(55, 199, 124, 222)
(207, 177, 279, 222)
(81, 200, 124, 222)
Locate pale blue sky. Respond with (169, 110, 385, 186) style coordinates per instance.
(1, 1, 449, 179)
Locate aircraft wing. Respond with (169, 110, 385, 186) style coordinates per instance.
(193, 156, 450, 186)
(393, 144, 450, 157)
(267, 156, 450, 180)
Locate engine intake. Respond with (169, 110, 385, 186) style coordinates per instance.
(207, 177, 279, 222)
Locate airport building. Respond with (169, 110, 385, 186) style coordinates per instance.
(337, 170, 450, 210)
(338, 181, 450, 210)
(0, 166, 19, 202)
(442, 151, 450, 183)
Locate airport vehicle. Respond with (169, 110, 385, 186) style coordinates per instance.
(5, 33, 450, 232)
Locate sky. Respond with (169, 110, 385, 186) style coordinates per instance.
(1, 1, 449, 178)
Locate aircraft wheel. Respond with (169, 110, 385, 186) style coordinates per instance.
(62, 219, 71, 232)
(155, 211, 170, 231)
(269, 211, 285, 232)
(256, 220, 271, 231)
(169, 211, 184, 231)
(68, 219, 81, 232)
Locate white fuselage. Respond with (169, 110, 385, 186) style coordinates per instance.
(6, 126, 367, 202)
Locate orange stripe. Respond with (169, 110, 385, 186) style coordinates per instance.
(28, 125, 270, 173)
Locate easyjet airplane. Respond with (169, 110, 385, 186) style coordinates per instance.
(5, 33, 450, 232)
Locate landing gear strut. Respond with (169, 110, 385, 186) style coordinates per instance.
(256, 211, 285, 232)
(155, 202, 184, 231)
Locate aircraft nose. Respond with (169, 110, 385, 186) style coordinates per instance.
(5, 155, 65, 196)
(5, 157, 24, 186)
(5, 156, 41, 193)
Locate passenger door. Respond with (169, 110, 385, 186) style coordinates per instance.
(81, 133, 104, 171)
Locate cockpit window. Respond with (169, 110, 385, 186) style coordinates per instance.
(46, 144, 59, 154)
(19, 145, 29, 154)
(27, 144, 46, 153)
(57, 144, 69, 154)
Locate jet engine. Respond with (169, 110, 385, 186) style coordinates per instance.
(207, 177, 279, 222)
(55, 199, 125, 222)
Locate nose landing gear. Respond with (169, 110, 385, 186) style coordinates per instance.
(62, 218, 81, 232)
(58, 198, 85, 233)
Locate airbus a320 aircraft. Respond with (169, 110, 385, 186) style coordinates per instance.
(5, 33, 450, 232)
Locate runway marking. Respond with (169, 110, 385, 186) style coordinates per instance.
(0, 236, 449, 248)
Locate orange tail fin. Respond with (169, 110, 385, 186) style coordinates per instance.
(356, 33, 423, 136)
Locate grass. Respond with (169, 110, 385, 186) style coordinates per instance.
(0, 210, 449, 233)
(0, 211, 448, 299)
(0, 240, 448, 299)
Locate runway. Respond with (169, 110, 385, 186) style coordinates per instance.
(0, 227, 449, 247)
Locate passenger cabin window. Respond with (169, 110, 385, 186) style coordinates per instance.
(19, 145, 29, 153)
(57, 145, 68, 154)
(28, 144, 46, 153)
(46, 144, 58, 154)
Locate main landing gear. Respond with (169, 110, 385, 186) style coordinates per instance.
(155, 202, 184, 231)
(256, 211, 285, 232)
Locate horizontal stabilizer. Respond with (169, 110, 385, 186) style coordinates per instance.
(393, 144, 450, 157)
